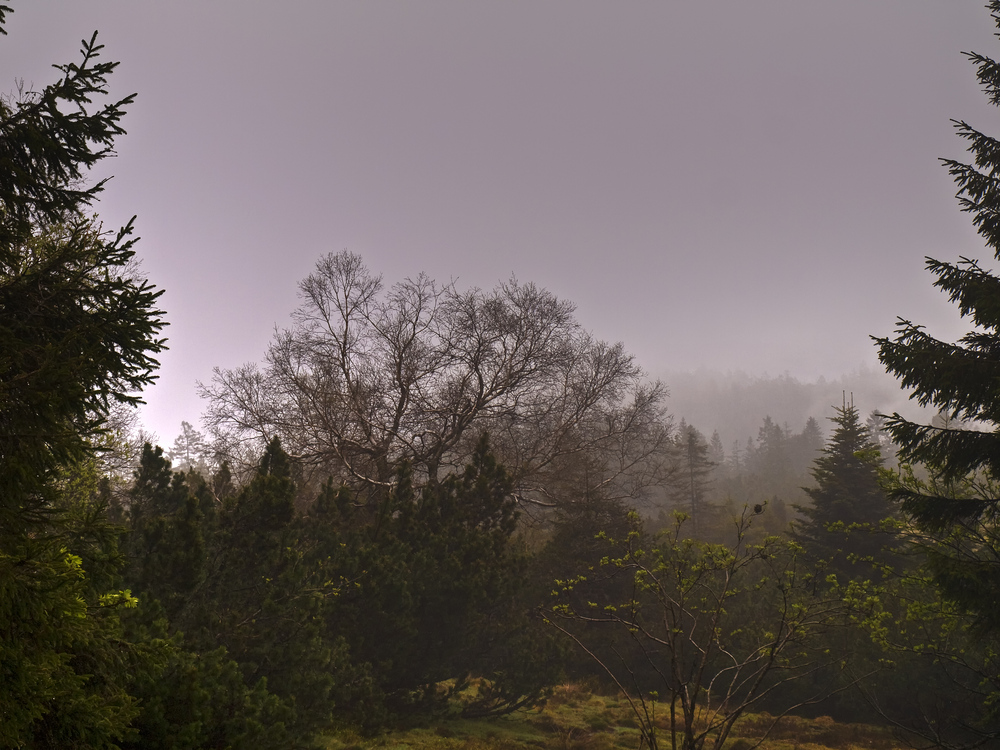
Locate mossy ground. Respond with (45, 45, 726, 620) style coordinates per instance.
(320, 685, 904, 750)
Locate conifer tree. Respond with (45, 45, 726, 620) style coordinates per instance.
(874, 0, 1000, 630)
(125, 445, 214, 622)
(167, 420, 212, 474)
(792, 401, 893, 574)
(667, 421, 713, 536)
(709, 430, 725, 465)
(0, 9, 166, 745)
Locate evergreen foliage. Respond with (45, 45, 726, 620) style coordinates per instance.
(0, 27, 133, 244)
(0, 9, 166, 746)
(121, 440, 340, 745)
(711, 415, 822, 538)
(114, 434, 558, 739)
(792, 402, 894, 575)
(319, 435, 561, 724)
(850, 468, 1000, 745)
(121, 645, 295, 750)
(874, 0, 1000, 632)
(18, 1, 1000, 744)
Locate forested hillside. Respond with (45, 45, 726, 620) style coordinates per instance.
(662, 368, 931, 452)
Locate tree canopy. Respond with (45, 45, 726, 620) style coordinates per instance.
(202, 250, 670, 509)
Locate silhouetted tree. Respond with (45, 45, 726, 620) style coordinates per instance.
(201, 251, 671, 510)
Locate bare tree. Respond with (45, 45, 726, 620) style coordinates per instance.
(200, 251, 671, 505)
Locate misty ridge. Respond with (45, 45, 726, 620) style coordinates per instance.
(660, 366, 931, 452)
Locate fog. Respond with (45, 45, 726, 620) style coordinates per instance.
(662, 366, 934, 451)
(0, 2, 991, 448)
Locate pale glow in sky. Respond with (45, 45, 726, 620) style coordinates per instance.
(2, 2, 996, 444)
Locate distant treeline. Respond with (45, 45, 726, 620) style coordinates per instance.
(661, 367, 930, 451)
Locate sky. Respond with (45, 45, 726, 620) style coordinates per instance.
(2, 2, 998, 445)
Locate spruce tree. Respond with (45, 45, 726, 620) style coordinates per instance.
(874, 0, 1000, 629)
(792, 402, 893, 575)
(0, 10, 166, 745)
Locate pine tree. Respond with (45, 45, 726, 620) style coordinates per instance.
(329, 434, 560, 723)
(874, 0, 1000, 629)
(792, 402, 894, 574)
(167, 420, 212, 474)
(125, 444, 212, 622)
(121, 438, 339, 744)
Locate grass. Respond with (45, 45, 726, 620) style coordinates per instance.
(319, 684, 905, 750)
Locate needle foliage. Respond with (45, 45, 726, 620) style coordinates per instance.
(0, 9, 166, 746)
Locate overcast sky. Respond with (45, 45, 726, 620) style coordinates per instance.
(3, 2, 997, 445)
